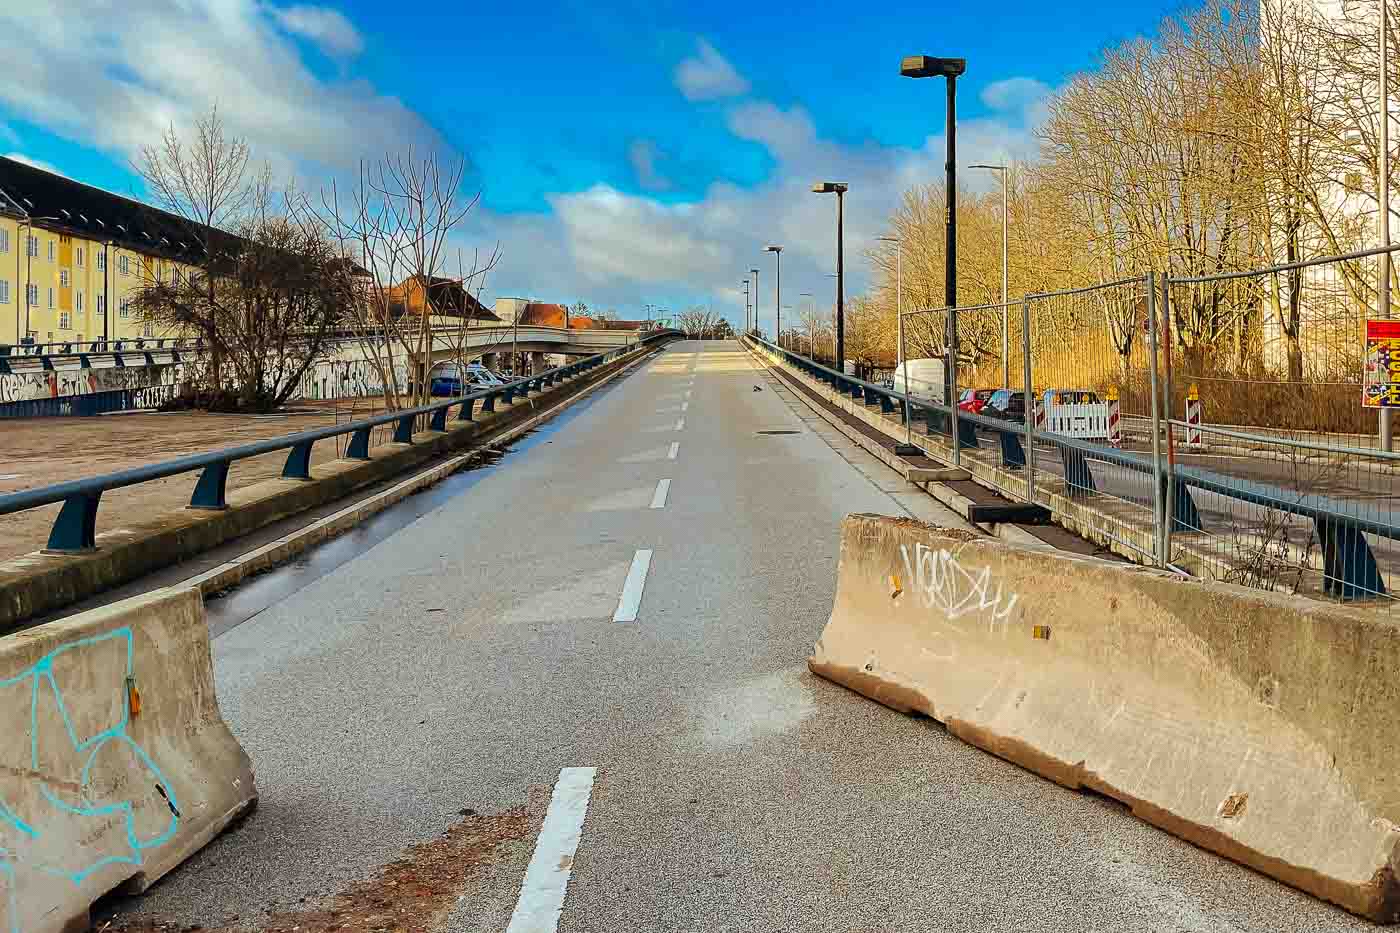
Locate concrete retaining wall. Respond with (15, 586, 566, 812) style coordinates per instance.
(0, 344, 665, 630)
(811, 513, 1400, 921)
(0, 586, 255, 932)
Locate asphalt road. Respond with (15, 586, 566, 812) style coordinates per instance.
(111, 340, 1370, 932)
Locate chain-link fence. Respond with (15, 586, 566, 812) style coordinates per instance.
(768, 245, 1400, 610)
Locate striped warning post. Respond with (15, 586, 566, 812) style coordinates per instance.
(1033, 395, 1046, 433)
(1107, 386, 1122, 448)
(1186, 383, 1202, 447)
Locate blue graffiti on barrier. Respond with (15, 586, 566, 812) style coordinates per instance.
(0, 627, 179, 932)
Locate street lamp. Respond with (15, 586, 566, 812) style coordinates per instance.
(741, 279, 751, 334)
(750, 268, 760, 338)
(879, 235, 916, 450)
(902, 54, 965, 416)
(971, 162, 1010, 387)
(812, 182, 848, 370)
(765, 245, 783, 348)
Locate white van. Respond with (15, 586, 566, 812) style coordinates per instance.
(889, 358, 946, 404)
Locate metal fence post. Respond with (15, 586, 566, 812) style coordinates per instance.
(1021, 297, 1035, 502)
(948, 307, 961, 467)
(1145, 271, 1167, 567)
(1159, 270, 1177, 567)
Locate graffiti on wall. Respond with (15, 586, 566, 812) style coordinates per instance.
(294, 357, 410, 401)
(900, 542, 1020, 628)
(0, 366, 181, 404)
(0, 628, 178, 933)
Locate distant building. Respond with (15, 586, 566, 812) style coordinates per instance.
(384, 275, 498, 322)
(0, 155, 211, 346)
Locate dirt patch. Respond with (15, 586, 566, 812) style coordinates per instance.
(108, 805, 533, 933)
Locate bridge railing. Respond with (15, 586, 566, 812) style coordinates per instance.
(0, 330, 681, 553)
(746, 326, 1400, 606)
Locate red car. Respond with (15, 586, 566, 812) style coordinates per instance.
(958, 388, 996, 414)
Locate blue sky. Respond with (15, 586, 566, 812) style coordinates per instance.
(0, 0, 1176, 324)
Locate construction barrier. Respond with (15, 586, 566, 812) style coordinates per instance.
(1107, 386, 1122, 448)
(0, 587, 257, 933)
(1186, 383, 1203, 446)
(809, 513, 1400, 922)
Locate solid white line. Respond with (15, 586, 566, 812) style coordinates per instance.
(613, 549, 653, 622)
(667, 441, 679, 460)
(681, 401, 689, 412)
(504, 767, 597, 933)
(675, 418, 685, 431)
(650, 478, 671, 509)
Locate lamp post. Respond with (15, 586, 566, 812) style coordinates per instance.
(971, 162, 1010, 387)
(1381, 4, 1393, 450)
(812, 182, 848, 370)
(765, 245, 783, 348)
(742, 279, 751, 334)
(750, 268, 760, 338)
(902, 54, 966, 416)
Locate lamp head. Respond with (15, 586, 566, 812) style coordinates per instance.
(811, 182, 848, 194)
(765, 245, 783, 253)
(900, 56, 966, 79)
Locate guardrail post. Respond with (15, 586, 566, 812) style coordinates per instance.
(1146, 270, 1168, 567)
(346, 426, 373, 459)
(430, 406, 449, 431)
(45, 493, 101, 552)
(1317, 517, 1386, 601)
(282, 440, 314, 480)
(999, 431, 1026, 469)
(957, 420, 979, 450)
(457, 398, 475, 422)
(189, 462, 230, 509)
(393, 414, 416, 443)
(481, 392, 497, 413)
(878, 392, 895, 415)
(1164, 475, 1202, 533)
(1061, 446, 1097, 497)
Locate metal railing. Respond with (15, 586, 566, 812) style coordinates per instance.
(747, 291, 1400, 607)
(0, 330, 681, 553)
(0, 383, 179, 419)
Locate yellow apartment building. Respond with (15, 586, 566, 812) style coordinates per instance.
(0, 155, 200, 348)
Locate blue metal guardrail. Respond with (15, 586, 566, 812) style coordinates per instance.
(0, 383, 180, 419)
(747, 334, 1397, 601)
(0, 331, 681, 554)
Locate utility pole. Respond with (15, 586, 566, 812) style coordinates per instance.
(1383, 0, 1393, 449)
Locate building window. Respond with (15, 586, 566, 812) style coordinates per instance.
(76, 291, 84, 313)
(60, 269, 70, 288)
(59, 311, 71, 329)
(48, 288, 54, 308)
(76, 246, 84, 267)
(0, 280, 8, 304)
(156, 264, 165, 285)
(97, 250, 106, 272)
(142, 322, 153, 338)
(97, 294, 106, 316)
(0, 229, 8, 253)
(47, 240, 54, 262)
(119, 296, 131, 318)
(119, 254, 130, 276)
(26, 236, 38, 258)
(26, 283, 38, 306)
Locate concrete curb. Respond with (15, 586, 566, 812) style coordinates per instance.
(750, 344, 1052, 551)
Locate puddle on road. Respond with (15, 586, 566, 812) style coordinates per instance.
(206, 380, 626, 638)
(693, 666, 818, 751)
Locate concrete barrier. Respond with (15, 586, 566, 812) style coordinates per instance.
(0, 586, 255, 932)
(810, 513, 1400, 922)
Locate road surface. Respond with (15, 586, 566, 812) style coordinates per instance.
(108, 341, 1368, 932)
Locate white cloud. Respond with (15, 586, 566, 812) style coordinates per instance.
(2, 152, 66, 177)
(479, 80, 1050, 324)
(674, 39, 750, 102)
(627, 139, 671, 192)
(0, 0, 438, 176)
(270, 4, 365, 58)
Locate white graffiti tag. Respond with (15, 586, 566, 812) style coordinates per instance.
(900, 543, 1019, 629)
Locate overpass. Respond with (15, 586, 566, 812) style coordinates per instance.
(0, 338, 1390, 932)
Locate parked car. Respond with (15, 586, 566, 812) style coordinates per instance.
(430, 376, 463, 397)
(983, 389, 1027, 423)
(958, 388, 996, 415)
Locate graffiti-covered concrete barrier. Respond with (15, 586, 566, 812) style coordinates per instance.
(0, 587, 255, 933)
(810, 514, 1400, 922)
